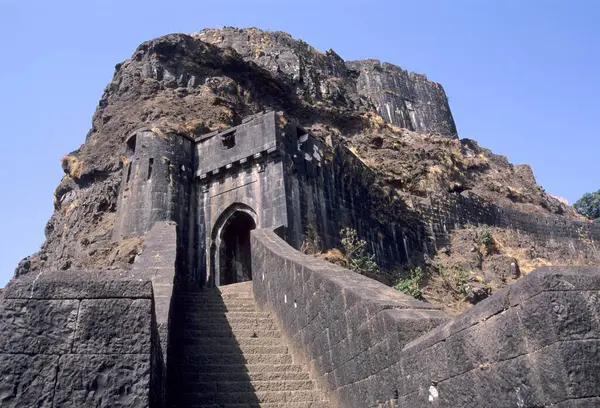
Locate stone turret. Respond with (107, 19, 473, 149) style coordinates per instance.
(113, 128, 195, 240)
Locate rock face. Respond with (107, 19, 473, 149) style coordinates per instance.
(347, 59, 456, 136)
(197, 28, 456, 136)
(15, 26, 579, 277)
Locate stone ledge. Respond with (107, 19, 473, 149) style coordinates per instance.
(3, 271, 152, 300)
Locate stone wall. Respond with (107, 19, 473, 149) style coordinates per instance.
(0, 272, 158, 407)
(392, 265, 600, 407)
(195, 112, 288, 286)
(281, 122, 428, 267)
(114, 129, 195, 241)
(129, 221, 178, 407)
(251, 228, 600, 408)
(251, 228, 448, 407)
(281, 117, 600, 267)
(416, 192, 600, 254)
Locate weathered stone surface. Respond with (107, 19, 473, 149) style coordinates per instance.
(54, 354, 150, 407)
(0, 298, 78, 354)
(0, 276, 157, 407)
(252, 229, 600, 407)
(5, 25, 600, 408)
(347, 59, 456, 136)
(3, 271, 152, 299)
(0, 354, 59, 408)
(73, 298, 152, 354)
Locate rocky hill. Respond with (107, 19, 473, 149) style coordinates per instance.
(14, 27, 583, 293)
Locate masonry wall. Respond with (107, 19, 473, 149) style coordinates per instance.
(195, 112, 287, 286)
(113, 128, 195, 241)
(282, 123, 428, 267)
(0, 272, 159, 407)
(416, 192, 600, 255)
(251, 229, 600, 408)
(128, 221, 178, 407)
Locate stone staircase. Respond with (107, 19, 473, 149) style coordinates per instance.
(169, 281, 331, 408)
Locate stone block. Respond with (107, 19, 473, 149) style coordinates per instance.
(0, 354, 59, 407)
(0, 299, 78, 354)
(73, 299, 152, 354)
(4, 274, 152, 300)
(54, 354, 150, 407)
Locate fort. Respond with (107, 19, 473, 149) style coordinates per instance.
(2, 28, 600, 408)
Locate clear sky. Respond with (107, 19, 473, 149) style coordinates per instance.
(0, 0, 598, 286)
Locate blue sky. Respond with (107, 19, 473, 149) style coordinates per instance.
(0, 0, 598, 286)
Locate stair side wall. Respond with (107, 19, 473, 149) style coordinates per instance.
(0, 272, 159, 407)
(251, 228, 600, 408)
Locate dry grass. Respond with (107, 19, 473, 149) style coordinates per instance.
(491, 230, 554, 274)
(61, 155, 85, 179)
(316, 248, 347, 266)
(64, 199, 80, 216)
(347, 146, 371, 168)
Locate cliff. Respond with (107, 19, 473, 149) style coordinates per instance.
(14, 27, 579, 279)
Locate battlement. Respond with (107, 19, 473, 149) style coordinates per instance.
(196, 111, 280, 180)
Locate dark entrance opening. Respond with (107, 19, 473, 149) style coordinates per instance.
(219, 211, 256, 286)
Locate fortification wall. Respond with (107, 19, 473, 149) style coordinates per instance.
(0, 272, 160, 407)
(281, 122, 428, 267)
(282, 118, 600, 267)
(195, 112, 288, 286)
(251, 228, 600, 408)
(113, 128, 195, 240)
(416, 192, 600, 255)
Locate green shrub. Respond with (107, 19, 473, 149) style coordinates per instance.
(455, 267, 469, 298)
(574, 190, 600, 221)
(393, 267, 423, 299)
(340, 228, 379, 275)
(476, 226, 493, 249)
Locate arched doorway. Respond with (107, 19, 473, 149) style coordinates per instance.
(210, 205, 257, 287)
(219, 211, 256, 285)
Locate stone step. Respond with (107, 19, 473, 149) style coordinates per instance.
(189, 403, 329, 408)
(182, 371, 310, 383)
(182, 314, 274, 323)
(176, 336, 285, 347)
(182, 344, 288, 356)
(176, 336, 284, 347)
(182, 319, 277, 331)
(177, 299, 257, 307)
(178, 293, 255, 301)
(183, 311, 272, 319)
(179, 328, 282, 339)
(180, 363, 305, 374)
(172, 283, 330, 407)
(179, 390, 326, 405)
(178, 305, 259, 313)
(217, 282, 254, 293)
(182, 353, 292, 365)
(189, 380, 316, 393)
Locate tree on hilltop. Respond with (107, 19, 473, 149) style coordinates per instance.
(574, 190, 600, 222)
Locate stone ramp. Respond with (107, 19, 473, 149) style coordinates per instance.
(170, 281, 331, 408)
